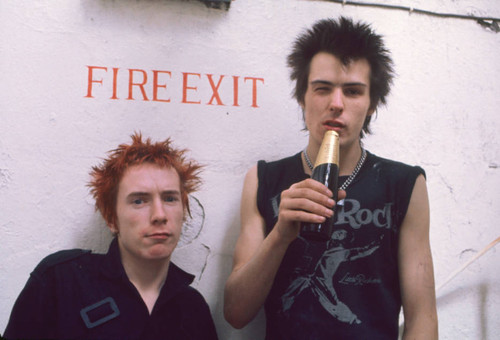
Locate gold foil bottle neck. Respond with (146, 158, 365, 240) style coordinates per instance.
(314, 131, 339, 167)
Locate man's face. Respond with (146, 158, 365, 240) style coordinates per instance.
(110, 163, 184, 264)
(302, 52, 373, 151)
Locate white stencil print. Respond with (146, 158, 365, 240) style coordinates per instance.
(281, 227, 384, 324)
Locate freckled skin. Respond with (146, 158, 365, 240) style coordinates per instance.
(110, 164, 185, 266)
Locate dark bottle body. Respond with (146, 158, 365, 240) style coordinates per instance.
(300, 162, 339, 241)
(300, 130, 340, 242)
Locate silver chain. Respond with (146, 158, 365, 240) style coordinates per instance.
(303, 147, 367, 190)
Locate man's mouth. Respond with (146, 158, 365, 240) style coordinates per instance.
(147, 232, 171, 239)
(323, 120, 344, 129)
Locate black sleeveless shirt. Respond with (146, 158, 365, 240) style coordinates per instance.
(257, 151, 425, 340)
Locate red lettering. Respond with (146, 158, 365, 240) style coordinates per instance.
(85, 66, 107, 98)
(233, 76, 239, 107)
(127, 69, 149, 101)
(152, 70, 171, 102)
(85, 65, 264, 108)
(244, 77, 264, 108)
(182, 72, 201, 104)
(207, 74, 225, 106)
(111, 67, 119, 99)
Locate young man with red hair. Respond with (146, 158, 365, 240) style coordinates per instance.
(4, 133, 218, 340)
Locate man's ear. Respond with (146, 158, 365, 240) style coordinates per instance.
(367, 106, 376, 116)
(367, 100, 379, 116)
(108, 223, 119, 235)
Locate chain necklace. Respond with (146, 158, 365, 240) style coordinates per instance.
(303, 147, 367, 190)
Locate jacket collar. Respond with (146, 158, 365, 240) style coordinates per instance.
(158, 262, 196, 303)
(100, 237, 127, 280)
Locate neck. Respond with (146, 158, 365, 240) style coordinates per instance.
(123, 259, 169, 290)
(305, 139, 363, 176)
(120, 249, 170, 313)
(338, 143, 363, 176)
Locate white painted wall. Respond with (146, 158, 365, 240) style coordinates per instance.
(1, 0, 499, 339)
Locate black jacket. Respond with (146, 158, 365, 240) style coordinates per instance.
(4, 238, 218, 340)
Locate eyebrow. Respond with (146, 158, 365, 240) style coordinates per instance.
(126, 190, 181, 198)
(310, 80, 368, 87)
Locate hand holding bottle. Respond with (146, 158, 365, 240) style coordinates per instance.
(301, 131, 341, 241)
(274, 177, 345, 245)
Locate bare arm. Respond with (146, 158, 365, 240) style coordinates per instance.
(224, 165, 341, 329)
(399, 174, 438, 339)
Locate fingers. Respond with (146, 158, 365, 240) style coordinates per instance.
(274, 179, 346, 243)
(280, 191, 333, 222)
(338, 189, 346, 200)
(279, 199, 331, 224)
(292, 178, 334, 197)
(279, 179, 340, 222)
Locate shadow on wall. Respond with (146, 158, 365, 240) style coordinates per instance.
(437, 282, 492, 339)
(76, 210, 113, 253)
(179, 195, 205, 248)
(171, 195, 211, 284)
(479, 283, 488, 339)
(211, 198, 267, 340)
(80, 0, 229, 26)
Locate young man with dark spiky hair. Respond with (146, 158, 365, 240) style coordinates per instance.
(4, 133, 218, 340)
(224, 17, 438, 339)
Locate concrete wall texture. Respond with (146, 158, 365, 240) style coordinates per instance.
(1, 0, 499, 339)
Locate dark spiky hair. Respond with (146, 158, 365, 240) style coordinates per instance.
(287, 17, 394, 137)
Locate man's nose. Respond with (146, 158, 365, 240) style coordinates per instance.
(330, 88, 344, 112)
(151, 198, 167, 225)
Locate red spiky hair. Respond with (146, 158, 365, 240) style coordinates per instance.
(88, 132, 203, 227)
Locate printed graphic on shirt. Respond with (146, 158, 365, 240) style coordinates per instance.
(278, 198, 390, 325)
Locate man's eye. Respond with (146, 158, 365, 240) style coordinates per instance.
(164, 196, 179, 202)
(132, 199, 144, 205)
(315, 87, 330, 93)
(345, 88, 362, 96)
